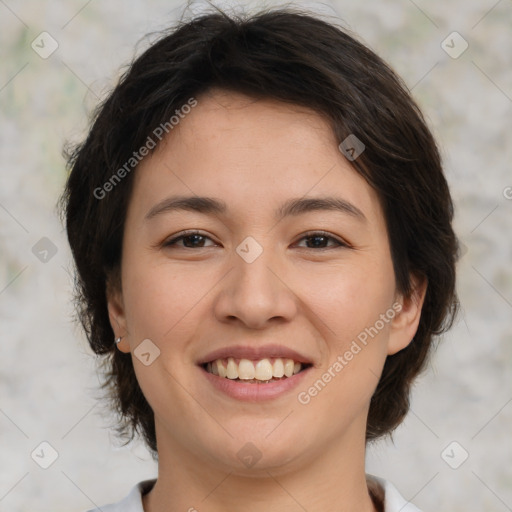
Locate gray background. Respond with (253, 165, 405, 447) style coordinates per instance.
(0, 0, 511, 511)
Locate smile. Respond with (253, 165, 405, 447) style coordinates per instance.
(199, 359, 313, 402)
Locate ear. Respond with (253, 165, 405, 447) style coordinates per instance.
(387, 274, 428, 356)
(106, 271, 131, 354)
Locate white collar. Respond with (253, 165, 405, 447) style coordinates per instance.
(88, 475, 422, 512)
(367, 474, 422, 511)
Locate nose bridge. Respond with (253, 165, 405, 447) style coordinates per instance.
(234, 233, 281, 298)
(237, 236, 275, 286)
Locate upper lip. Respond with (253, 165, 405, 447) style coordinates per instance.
(197, 344, 314, 365)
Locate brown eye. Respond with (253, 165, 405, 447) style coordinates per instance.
(295, 231, 347, 250)
(164, 231, 217, 249)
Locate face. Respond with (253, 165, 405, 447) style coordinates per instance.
(108, 89, 425, 475)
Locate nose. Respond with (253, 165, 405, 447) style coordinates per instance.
(212, 243, 298, 330)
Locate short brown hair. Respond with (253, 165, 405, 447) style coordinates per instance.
(60, 7, 459, 457)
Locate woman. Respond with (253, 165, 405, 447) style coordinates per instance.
(60, 7, 459, 512)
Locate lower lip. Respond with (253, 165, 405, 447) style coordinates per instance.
(200, 365, 312, 401)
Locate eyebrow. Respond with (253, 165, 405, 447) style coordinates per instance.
(145, 195, 367, 222)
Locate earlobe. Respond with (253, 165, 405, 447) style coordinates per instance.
(387, 275, 428, 356)
(106, 275, 131, 353)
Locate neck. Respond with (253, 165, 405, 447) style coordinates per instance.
(143, 422, 378, 512)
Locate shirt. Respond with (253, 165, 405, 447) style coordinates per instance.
(86, 474, 421, 511)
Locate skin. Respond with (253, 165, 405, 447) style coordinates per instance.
(107, 88, 427, 512)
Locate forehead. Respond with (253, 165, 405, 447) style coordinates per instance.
(128, 89, 384, 229)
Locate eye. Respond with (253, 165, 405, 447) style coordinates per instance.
(294, 231, 348, 250)
(163, 230, 217, 249)
(162, 230, 348, 250)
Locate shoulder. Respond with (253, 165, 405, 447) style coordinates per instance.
(84, 479, 156, 512)
(367, 474, 423, 512)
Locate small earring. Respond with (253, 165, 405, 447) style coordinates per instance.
(115, 336, 122, 345)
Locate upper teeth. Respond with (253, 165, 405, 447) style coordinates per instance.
(206, 357, 302, 380)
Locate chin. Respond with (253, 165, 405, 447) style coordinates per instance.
(209, 424, 309, 474)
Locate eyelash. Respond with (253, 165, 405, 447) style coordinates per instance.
(163, 230, 349, 250)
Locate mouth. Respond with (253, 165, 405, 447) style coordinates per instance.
(196, 344, 315, 400)
(201, 357, 313, 384)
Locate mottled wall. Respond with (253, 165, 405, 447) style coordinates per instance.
(0, 1, 510, 511)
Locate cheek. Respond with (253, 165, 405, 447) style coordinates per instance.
(303, 260, 396, 345)
(295, 262, 396, 413)
(121, 257, 216, 348)
(120, 260, 210, 413)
